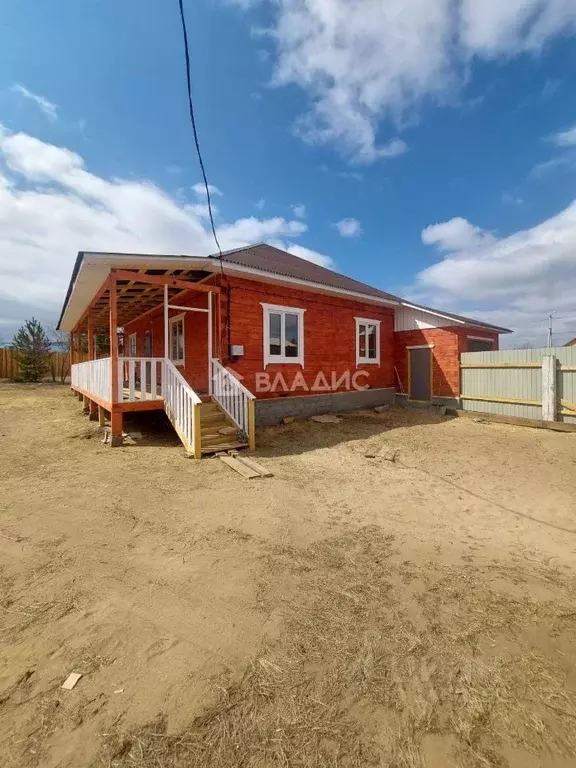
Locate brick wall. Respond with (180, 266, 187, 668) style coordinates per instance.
(123, 274, 396, 399)
(222, 275, 395, 399)
(394, 326, 499, 398)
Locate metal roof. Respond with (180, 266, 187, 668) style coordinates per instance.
(57, 244, 512, 334)
(210, 244, 399, 304)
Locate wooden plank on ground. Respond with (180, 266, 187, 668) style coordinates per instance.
(236, 455, 273, 477)
(219, 455, 260, 479)
(452, 409, 576, 433)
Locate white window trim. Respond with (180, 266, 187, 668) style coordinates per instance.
(355, 317, 381, 366)
(261, 303, 305, 367)
(169, 313, 185, 365)
(128, 332, 137, 357)
(406, 344, 435, 350)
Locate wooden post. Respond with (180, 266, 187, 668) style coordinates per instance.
(193, 403, 202, 459)
(542, 355, 556, 422)
(109, 274, 123, 446)
(248, 399, 256, 450)
(207, 291, 213, 395)
(89, 399, 98, 421)
(164, 284, 169, 359)
(82, 394, 90, 414)
(110, 409, 123, 446)
(98, 405, 106, 427)
(87, 315, 95, 360)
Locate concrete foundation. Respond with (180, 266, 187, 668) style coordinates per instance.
(395, 392, 460, 410)
(255, 387, 395, 426)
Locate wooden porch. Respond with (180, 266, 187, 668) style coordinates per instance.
(68, 267, 256, 457)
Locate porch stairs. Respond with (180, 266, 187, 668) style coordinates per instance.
(198, 401, 248, 455)
(162, 357, 255, 458)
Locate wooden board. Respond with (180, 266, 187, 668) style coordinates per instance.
(219, 455, 260, 479)
(236, 456, 273, 477)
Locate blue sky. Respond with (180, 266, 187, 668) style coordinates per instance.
(1, 0, 576, 344)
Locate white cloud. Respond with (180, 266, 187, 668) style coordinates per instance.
(256, 198, 265, 209)
(292, 203, 306, 218)
(0, 127, 318, 337)
(192, 182, 222, 197)
(334, 218, 361, 238)
(552, 124, 576, 147)
(237, 0, 576, 163)
(421, 217, 495, 252)
(11, 84, 58, 121)
(415, 201, 576, 346)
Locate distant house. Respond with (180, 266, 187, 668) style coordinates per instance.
(565, 338, 576, 347)
(58, 244, 511, 456)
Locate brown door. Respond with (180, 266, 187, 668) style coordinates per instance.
(409, 347, 431, 401)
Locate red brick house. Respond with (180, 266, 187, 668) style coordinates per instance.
(58, 244, 510, 456)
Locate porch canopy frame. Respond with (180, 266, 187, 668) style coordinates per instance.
(68, 266, 222, 440)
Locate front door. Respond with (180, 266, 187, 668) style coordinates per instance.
(409, 347, 431, 401)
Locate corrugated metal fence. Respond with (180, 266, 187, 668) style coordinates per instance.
(460, 347, 576, 424)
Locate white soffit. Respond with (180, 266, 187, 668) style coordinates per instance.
(59, 253, 208, 331)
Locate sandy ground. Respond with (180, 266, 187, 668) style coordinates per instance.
(1, 382, 576, 768)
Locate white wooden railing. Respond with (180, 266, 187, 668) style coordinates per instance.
(71, 356, 255, 456)
(211, 358, 255, 445)
(71, 357, 112, 402)
(117, 357, 164, 403)
(162, 358, 202, 455)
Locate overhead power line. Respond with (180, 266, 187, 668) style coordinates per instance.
(176, 0, 223, 261)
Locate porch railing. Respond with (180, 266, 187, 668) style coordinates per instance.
(118, 357, 164, 403)
(162, 358, 202, 455)
(211, 358, 256, 447)
(71, 357, 112, 402)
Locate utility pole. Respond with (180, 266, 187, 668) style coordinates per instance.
(547, 311, 556, 348)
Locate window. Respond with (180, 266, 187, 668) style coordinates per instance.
(355, 318, 381, 365)
(128, 333, 137, 358)
(169, 314, 185, 365)
(261, 303, 305, 366)
(467, 336, 494, 353)
(143, 330, 152, 357)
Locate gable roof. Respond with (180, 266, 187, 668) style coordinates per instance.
(210, 244, 399, 304)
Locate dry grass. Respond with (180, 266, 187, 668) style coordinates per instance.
(101, 527, 576, 768)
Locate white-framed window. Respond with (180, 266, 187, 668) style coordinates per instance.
(169, 313, 185, 365)
(355, 318, 381, 365)
(128, 332, 137, 357)
(261, 303, 305, 367)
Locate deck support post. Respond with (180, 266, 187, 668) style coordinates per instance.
(248, 399, 256, 450)
(110, 409, 123, 447)
(82, 394, 90, 414)
(98, 405, 106, 427)
(89, 399, 98, 421)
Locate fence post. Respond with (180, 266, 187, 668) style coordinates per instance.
(542, 355, 557, 422)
